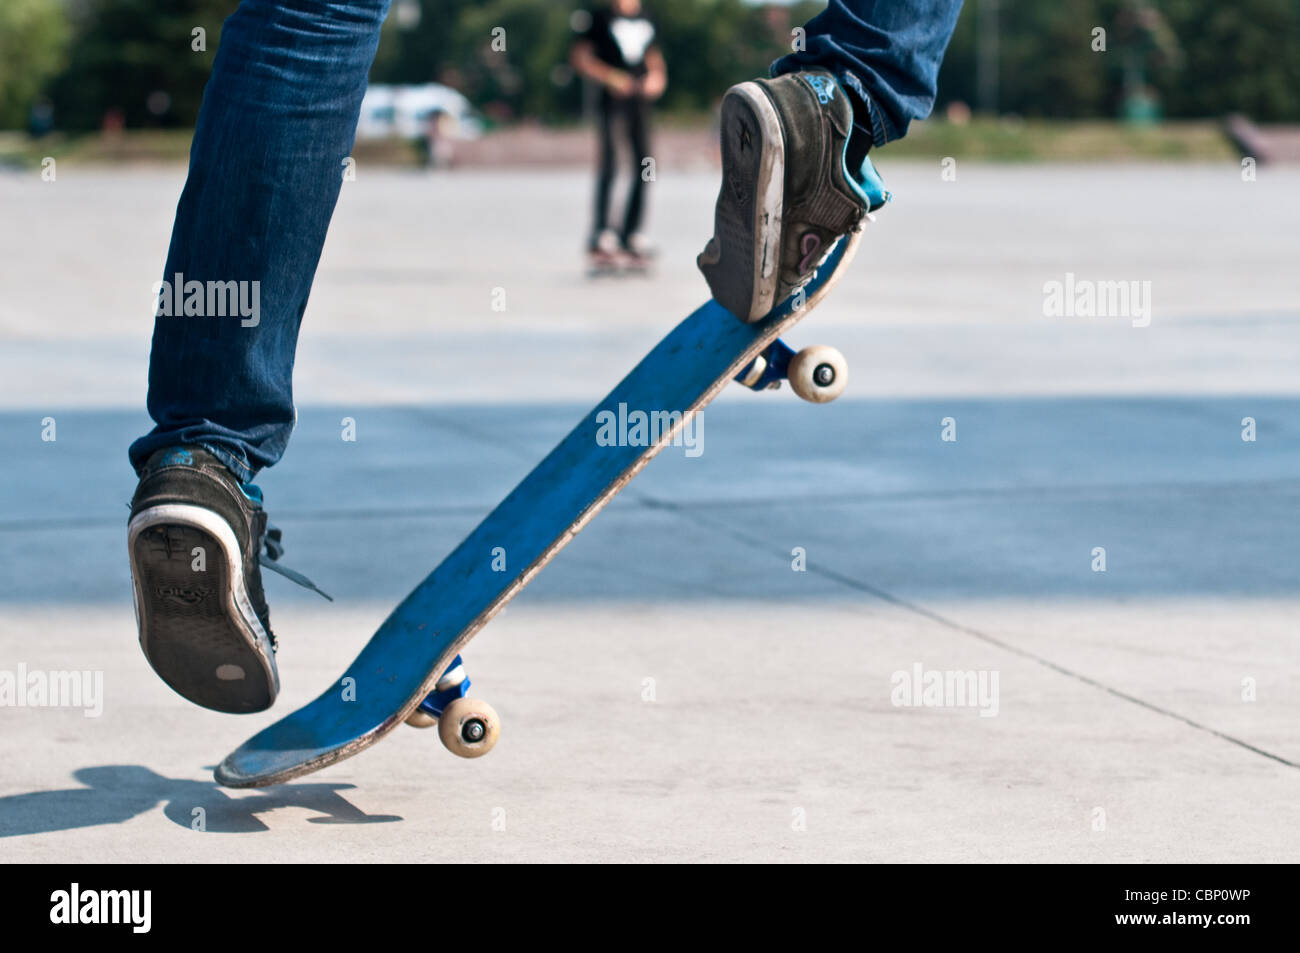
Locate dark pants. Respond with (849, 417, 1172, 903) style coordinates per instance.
(591, 91, 650, 251)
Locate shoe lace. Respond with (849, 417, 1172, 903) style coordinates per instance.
(260, 524, 333, 602)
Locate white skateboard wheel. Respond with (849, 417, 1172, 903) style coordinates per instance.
(405, 709, 437, 729)
(438, 697, 500, 758)
(788, 345, 848, 403)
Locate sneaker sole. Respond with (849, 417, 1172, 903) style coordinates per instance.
(128, 504, 278, 713)
(701, 81, 786, 322)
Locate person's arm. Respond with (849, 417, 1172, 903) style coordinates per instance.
(639, 46, 667, 101)
(570, 39, 636, 97)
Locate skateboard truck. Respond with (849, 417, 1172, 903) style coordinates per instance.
(735, 337, 848, 403)
(404, 654, 500, 759)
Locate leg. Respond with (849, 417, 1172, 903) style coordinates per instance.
(619, 96, 651, 247)
(772, 0, 965, 150)
(590, 91, 618, 251)
(127, 0, 391, 714)
(129, 0, 393, 484)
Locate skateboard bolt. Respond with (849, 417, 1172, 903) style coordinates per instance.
(813, 363, 835, 386)
(462, 719, 486, 743)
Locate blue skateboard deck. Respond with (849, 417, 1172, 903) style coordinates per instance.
(215, 229, 863, 787)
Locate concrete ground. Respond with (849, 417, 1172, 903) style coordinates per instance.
(1, 161, 1298, 862)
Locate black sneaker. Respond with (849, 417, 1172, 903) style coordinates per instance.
(127, 446, 327, 713)
(697, 71, 889, 322)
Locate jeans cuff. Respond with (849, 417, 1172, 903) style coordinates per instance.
(837, 71, 895, 148)
(194, 441, 255, 485)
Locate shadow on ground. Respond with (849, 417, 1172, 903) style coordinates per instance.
(0, 397, 1297, 606)
(0, 765, 399, 836)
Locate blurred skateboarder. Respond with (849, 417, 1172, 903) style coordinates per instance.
(570, 0, 668, 272)
(127, 0, 963, 713)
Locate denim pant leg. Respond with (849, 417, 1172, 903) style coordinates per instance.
(129, 0, 392, 483)
(773, 0, 965, 147)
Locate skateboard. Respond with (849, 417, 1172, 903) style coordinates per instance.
(216, 194, 882, 787)
(586, 248, 654, 278)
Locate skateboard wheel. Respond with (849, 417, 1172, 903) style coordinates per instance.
(788, 345, 848, 403)
(405, 709, 437, 729)
(438, 697, 500, 758)
(737, 353, 767, 388)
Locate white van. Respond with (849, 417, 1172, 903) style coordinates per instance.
(357, 83, 484, 140)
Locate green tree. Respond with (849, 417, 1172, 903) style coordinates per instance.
(939, 0, 1112, 118)
(371, 0, 831, 120)
(35, 0, 1300, 133)
(454, 0, 581, 119)
(1161, 0, 1300, 120)
(371, 0, 479, 85)
(0, 0, 73, 129)
(51, 0, 236, 130)
(1006, 0, 1110, 117)
(937, 0, 1300, 121)
(649, 0, 825, 112)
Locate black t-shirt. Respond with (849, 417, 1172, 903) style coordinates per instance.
(579, 8, 657, 78)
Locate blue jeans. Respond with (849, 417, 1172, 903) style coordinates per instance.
(130, 0, 961, 481)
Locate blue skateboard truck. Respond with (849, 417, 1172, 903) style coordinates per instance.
(404, 654, 497, 756)
(733, 338, 847, 400)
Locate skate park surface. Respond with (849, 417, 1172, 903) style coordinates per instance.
(1, 161, 1298, 862)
